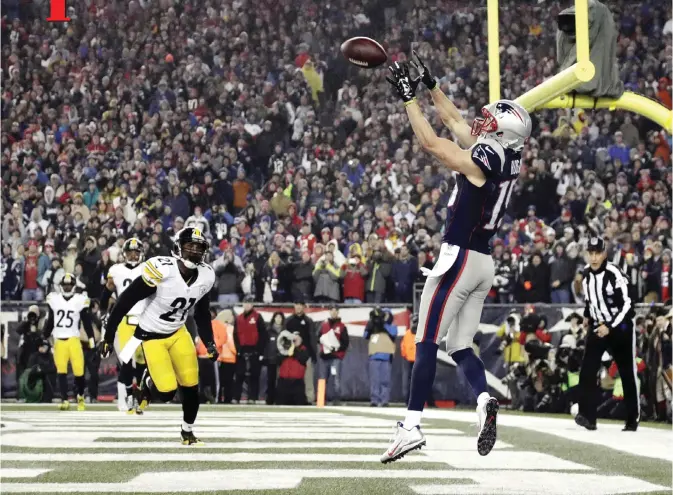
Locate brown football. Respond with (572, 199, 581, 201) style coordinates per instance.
(340, 37, 388, 69)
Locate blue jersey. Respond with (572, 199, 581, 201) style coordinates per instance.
(442, 138, 521, 255)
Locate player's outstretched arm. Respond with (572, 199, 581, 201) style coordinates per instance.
(405, 101, 486, 186)
(429, 88, 476, 148)
(410, 50, 476, 148)
(386, 61, 485, 185)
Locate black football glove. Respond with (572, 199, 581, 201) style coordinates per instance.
(410, 50, 437, 90)
(385, 61, 420, 104)
(206, 342, 219, 362)
(97, 340, 112, 359)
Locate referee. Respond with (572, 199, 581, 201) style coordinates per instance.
(575, 237, 639, 432)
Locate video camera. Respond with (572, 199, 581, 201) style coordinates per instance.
(277, 330, 296, 357)
(368, 307, 386, 334)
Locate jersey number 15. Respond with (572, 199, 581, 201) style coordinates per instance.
(484, 180, 515, 230)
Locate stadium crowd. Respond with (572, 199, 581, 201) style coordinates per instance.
(0, 0, 671, 417)
(1, 0, 671, 308)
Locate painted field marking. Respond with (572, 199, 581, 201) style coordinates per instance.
(1, 469, 668, 494)
(0, 430, 433, 440)
(0, 431, 513, 451)
(0, 452, 439, 463)
(423, 450, 590, 471)
(0, 451, 588, 470)
(411, 471, 670, 495)
(339, 406, 673, 462)
(0, 469, 51, 478)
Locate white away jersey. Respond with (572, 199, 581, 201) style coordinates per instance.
(138, 256, 215, 335)
(107, 262, 145, 317)
(46, 292, 89, 339)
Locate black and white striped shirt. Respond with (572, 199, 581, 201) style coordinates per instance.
(582, 261, 634, 330)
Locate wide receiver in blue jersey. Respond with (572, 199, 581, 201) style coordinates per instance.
(381, 53, 532, 463)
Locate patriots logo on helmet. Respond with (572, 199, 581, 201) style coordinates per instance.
(494, 102, 524, 123)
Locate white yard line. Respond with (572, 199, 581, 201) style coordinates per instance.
(410, 472, 669, 495)
(0, 432, 512, 451)
(1, 469, 667, 494)
(0, 451, 589, 470)
(0, 469, 51, 478)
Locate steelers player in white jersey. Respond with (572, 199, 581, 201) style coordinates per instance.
(99, 228, 218, 445)
(100, 238, 145, 414)
(43, 273, 95, 411)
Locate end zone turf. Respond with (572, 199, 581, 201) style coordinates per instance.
(0, 404, 670, 495)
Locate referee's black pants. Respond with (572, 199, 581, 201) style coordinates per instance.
(578, 321, 639, 425)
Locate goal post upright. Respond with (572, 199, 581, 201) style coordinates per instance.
(503, 0, 672, 132)
(487, 0, 500, 103)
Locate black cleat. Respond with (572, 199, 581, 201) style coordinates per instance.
(622, 422, 638, 432)
(575, 413, 597, 431)
(181, 429, 204, 445)
(477, 397, 499, 456)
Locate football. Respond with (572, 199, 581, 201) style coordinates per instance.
(340, 37, 388, 68)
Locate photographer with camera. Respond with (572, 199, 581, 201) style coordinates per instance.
(364, 307, 397, 407)
(19, 339, 56, 403)
(317, 305, 349, 405)
(16, 305, 43, 382)
(276, 330, 310, 405)
(641, 308, 672, 422)
(553, 331, 584, 413)
(497, 311, 527, 410)
(285, 298, 316, 403)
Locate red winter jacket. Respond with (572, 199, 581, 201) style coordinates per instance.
(341, 264, 367, 300)
(318, 319, 349, 360)
(235, 310, 265, 351)
(279, 345, 309, 380)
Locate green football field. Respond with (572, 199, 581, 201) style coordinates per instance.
(0, 403, 670, 495)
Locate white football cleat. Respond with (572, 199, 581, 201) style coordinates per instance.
(380, 422, 425, 464)
(117, 382, 129, 412)
(477, 395, 499, 456)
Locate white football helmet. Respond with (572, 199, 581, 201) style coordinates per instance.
(471, 99, 532, 152)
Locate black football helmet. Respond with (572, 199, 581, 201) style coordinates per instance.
(60, 273, 76, 298)
(172, 227, 209, 269)
(122, 238, 144, 267)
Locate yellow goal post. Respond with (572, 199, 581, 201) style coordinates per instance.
(486, 0, 672, 132)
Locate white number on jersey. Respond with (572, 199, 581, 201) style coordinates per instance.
(47, 293, 89, 339)
(483, 180, 516, 230)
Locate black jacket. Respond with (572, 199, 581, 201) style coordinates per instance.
(291, 262, 314, 301)
(285, 313, 316, 360)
